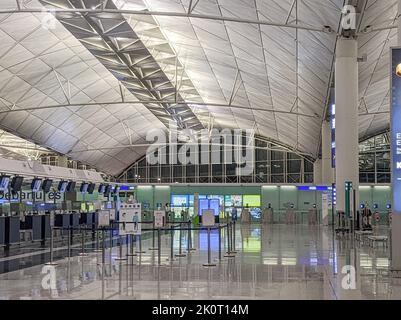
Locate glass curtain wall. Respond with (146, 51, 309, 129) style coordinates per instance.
(118, 136, 314, 184)
(119, 132, 392, 185)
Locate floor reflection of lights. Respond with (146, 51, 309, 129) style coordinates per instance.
(0, 225, 399, 300)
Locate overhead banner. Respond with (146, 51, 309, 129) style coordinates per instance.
(391, 48, 401, 215)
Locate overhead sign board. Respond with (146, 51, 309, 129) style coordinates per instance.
(391, 48, 401, 215)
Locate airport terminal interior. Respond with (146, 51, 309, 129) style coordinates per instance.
(1, 0, 401, 301)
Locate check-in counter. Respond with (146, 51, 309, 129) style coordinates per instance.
(41, 214, 50, 239)
(55, 213, 70, 235)
(5, 216, 20, 244)
(24, 215, 42, 241)
(70, 213, 80, 227)
(92, 212, 98, 228)
(80, 212, 93, 226)
(0, 217, 5, 245)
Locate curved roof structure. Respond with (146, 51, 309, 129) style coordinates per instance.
(0, 0, 395, 176)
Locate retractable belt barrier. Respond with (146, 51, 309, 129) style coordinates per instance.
(45, 221, 236, 268)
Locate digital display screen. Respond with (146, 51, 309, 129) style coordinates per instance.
(58, 181, 68, 193)
(208, 195, 224, 206)
(104, 185, 112, 196)
(391, 47, 401, 214)
(87, 183, 96, 194)
(224, 195, 242, 207)
(209, 199, 220, 216)
(98, 184, 106, 194)
(80, 183, 88, 193)
(250, 207, 262, 219)
(67, 181, 76, 192)
(0, 175, 10, 191)
(31, 178, 42, 192)
(42, 179, 53, 193)
(243, 195, 261, 207)
(171, 195, 189, 207)
(11, 176, 23, 192)
(199, 198, 209, 216)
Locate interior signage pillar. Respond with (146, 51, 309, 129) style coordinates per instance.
(391, 46, 401, 274)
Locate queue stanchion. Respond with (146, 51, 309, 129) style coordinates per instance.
(109, 228, 113, 251)
(218, 225, 222, 261)
(135, 234, 146, 255)
(157, 228, 161, 265)
(127, 234, 137, 257)
(231, 220, 237, 254)
(168, 226, 176, 262)
(45, 226, 58, 266)
(102, 228, 106, 264)
(115, 236, 127, 261)
(203, 227, 216, 267)
(79, 226, 88, 257)
(67, 226, 72, 260)
(94, 227, 102, 253)
(224, 223, 235, 258)
(175, 224, 186, 257)
(149, 217, 158, 250)
(186, 220, 196, 252)
(126, 235, 129, 257)
(70, 224, 74, 249)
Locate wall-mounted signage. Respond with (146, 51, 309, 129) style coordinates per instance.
(391, 48, 401, 214)
(297, 186, 332, 191)
(154, 210, 166, 228)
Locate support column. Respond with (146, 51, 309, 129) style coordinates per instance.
(391, 0, 401, 273)
(322, 121, 334, 185)
(313, 159, 322, 185)
(335, 38, 359, 213)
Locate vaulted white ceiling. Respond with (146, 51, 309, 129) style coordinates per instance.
(0, 0, 396, 175)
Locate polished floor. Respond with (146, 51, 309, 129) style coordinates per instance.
(0, 224, 400, 300)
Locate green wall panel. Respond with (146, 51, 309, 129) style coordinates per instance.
(154, 186, 171, 208)
(132, 185, 392, 213)
(136, 186, 154, 210)
(261, 186, 279, 209)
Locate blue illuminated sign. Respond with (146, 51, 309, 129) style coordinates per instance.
(297, 186, 332, 191)
(331, 103, 336, 168)
(391, 48, 401, 214)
